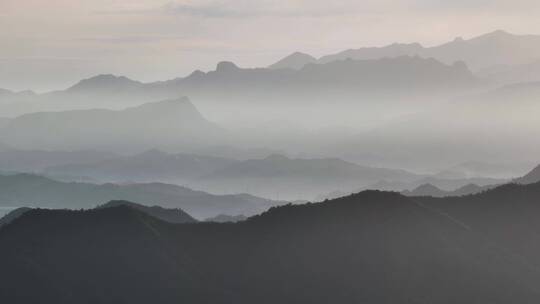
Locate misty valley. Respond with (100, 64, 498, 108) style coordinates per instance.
(3, 15, 540, 303)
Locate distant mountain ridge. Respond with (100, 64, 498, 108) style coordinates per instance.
(0, 97, 223, 152)
(0, 173, 282, 219)
(271, 30, 540, 71)
(0, 55, 478, 123)
(43, 149, 236, 184)
(402, 183, 494, 197)
(194, 154, 421, 200)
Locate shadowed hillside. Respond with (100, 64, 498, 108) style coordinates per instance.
(3, 185, 540, 303)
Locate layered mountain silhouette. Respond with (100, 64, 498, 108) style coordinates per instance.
(0, 148, 116, 172)
(328, 80, 540, 169)
(316, 176, 504, 201)
(0, 97, 223, 152)
(43, 149, 236, 184)
(3, 183, 540, 302)
(402, 183, 493, 197)
(169, 56, 475, 91)
(0, 56, 478, 122)
(433, 161, 533, 179)
(0, 173, 281, 219)
(38, 152, 426, 200)
(273, 30, 540, 72)
(193, 154, 421, 200)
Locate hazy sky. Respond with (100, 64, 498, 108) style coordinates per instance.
(1, 0, 540, 91)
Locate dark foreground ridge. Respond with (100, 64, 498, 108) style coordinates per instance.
(3, 184, 540, 303)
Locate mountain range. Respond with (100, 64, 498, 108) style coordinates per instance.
(0, 55, 478, 128)
(272, 30, 540, 73)
(191, 154, 421, 200)
(41, 152, 424, 200)
(0, 173, 281, 219)
(4, 182, 540, 302)
(402, 183, 494, 198)
(43, 149, 236, 184)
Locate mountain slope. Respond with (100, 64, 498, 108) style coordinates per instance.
(0, 97, 223, 151)
(2, 188, 540, 303)
(514, 164, 540, 184)
(0, 207, 31, 227)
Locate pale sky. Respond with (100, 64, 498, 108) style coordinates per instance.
(1, 0, 540, 91)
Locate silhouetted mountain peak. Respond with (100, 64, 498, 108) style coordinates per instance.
(187, 69, 206, 79)
(480, 29, 513, 39)
(128, 97, 205, 120)
(216, 61, 240, 72)
(68, 74, 142, 92)
(403, 183, 446, 197)
(269, 52, 317, 70)
(263, 153, 290, 162)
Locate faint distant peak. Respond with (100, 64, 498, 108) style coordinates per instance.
(136, 148, 169, 158)
(414, 183, 443, 192)
(0, 88, 13, 95)
(67, 74, 142, 92)
(269, 52, 318, 70)
(482, 29, 513, 38)
(216, 61, 240, 72)
(263, 153, 290, 161)
(132, 96, 195, 111)
(466, 30, 524, 43)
